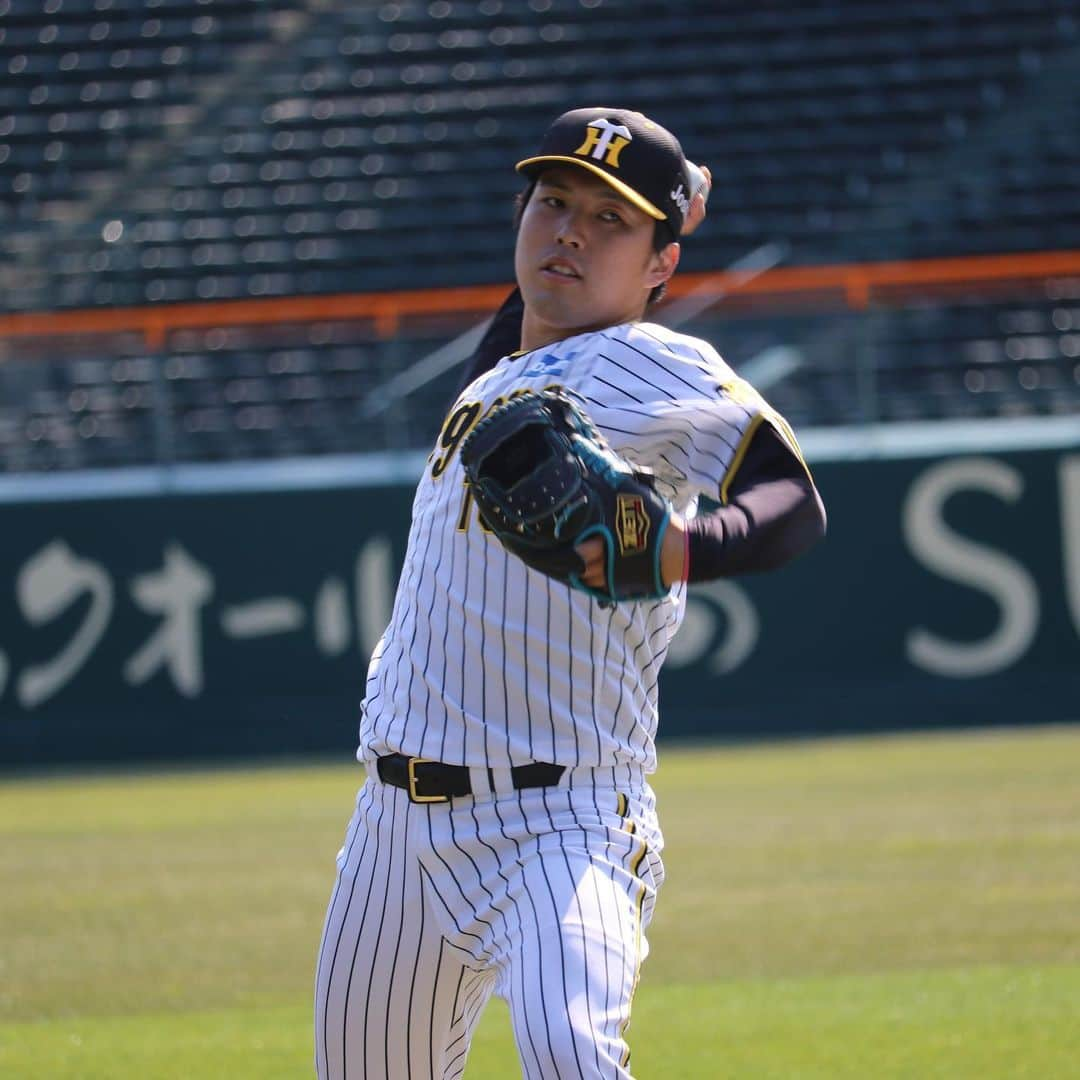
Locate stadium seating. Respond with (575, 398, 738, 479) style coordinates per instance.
(0, 317, 466, 469)
(4, 0, 1080, 308)
(3, 291, 1076, 471)
(714, 294, 1080, 428)
(1, 0, 1078, 470)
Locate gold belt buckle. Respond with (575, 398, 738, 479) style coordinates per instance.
(406, 757, 450, 804)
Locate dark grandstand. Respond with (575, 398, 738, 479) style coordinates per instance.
(1, 0, 1078, 470)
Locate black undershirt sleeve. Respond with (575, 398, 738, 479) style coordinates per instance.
(453, 286, 524, 397)
(685, 422, 826, 581)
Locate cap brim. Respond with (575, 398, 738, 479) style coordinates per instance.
(515, 155, 667, 221)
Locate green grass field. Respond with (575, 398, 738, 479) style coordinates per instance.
(2, 726, 1078, 1078)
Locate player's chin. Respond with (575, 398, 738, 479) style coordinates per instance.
(524, 274, 585, 306)
(522, 289, 590, 327)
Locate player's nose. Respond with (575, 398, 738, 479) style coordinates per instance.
(554, 211, 585, 248)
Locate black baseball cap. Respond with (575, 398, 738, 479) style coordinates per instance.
(516, 107, 696, 240)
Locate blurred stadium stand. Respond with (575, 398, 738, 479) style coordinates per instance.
(1, 0, 1079, 470)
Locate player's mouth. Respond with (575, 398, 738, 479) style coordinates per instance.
(539, 257, 583, 282)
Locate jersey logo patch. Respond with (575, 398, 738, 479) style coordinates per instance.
(615, 494, 650, 555)
(523, 345, 580, 378)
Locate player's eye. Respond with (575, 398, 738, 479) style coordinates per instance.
(598, 209, 625, 224)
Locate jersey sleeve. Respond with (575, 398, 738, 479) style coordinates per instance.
(583, 325, 811, 509)
(685, 422, 826, 580)
(709, 374, 813, 505)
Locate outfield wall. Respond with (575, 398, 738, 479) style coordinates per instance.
(1, 424, 1077, 765)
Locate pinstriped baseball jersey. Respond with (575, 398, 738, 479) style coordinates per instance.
(358, 319, 790, 773)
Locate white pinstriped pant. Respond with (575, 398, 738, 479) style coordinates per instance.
(314, 769, 664, 1079)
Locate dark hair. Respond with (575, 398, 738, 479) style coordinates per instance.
(513, 180, 675, 306)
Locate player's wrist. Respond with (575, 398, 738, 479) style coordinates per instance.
(660, 514, 688, 587)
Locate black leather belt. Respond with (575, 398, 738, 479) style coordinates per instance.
(376, 753, 565, 804)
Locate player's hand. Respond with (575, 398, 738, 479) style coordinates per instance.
(574, 537, 605, 590)
(682, 165, 711, 236)
(575, 514, 686, 591)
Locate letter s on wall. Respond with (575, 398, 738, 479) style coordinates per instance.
(902, 457, 1039, 678)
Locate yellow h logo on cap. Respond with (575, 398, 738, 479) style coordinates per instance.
(574, 119, 632, 169)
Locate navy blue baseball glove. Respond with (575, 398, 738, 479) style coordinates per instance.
(459, 389, 673, 604)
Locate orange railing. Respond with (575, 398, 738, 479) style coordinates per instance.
(2, 249, 1080, 349)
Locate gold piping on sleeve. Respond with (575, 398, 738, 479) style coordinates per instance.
(717, 411, 815, 505)
(718, 412, 767, 505)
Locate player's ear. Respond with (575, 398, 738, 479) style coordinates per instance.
(645, 241, 680, 290)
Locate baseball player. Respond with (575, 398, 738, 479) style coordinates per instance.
(314, 107, 826, 1079)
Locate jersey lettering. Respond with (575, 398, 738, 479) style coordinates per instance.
(431, 400, 482, 478)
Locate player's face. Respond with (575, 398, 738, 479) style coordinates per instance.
(514, 167, 680, 351)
